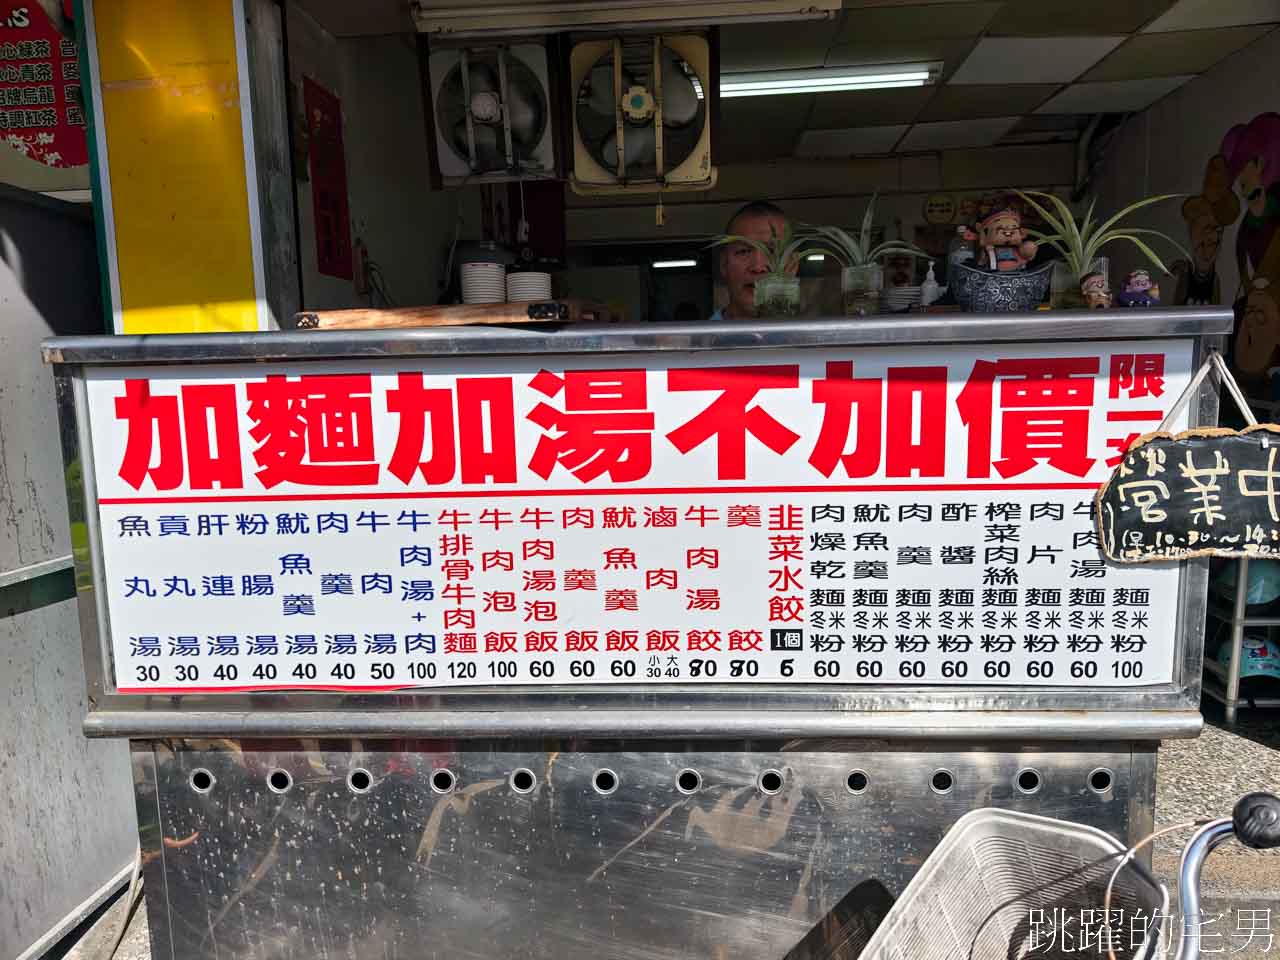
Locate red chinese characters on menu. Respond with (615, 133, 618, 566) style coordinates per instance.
(109, 354, 1169, 492)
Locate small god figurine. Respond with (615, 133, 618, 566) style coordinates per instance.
(1116, 269, 1161, 308)
(968, 208, 1038, 272)
(1080, 271, 1112, 309)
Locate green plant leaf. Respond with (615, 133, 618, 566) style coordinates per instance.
(1015, 190, 1072, 247)
(1030, 235, 1071, 262)
(1091, 194, 1184, 246)
(868, 242, 930, 260)
(1018, 190, 1088, 274)
(1080, 197, 1097, 250)
(1100, 232, 1181, 276)
(1098, 226, 1192, 265)
(809, 225, 860, 266)
(860, 192, 877, 255)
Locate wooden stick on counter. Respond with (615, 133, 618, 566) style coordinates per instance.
(295, 300, 611, 330)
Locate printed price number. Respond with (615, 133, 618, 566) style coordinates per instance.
(486, 659, 554, 679)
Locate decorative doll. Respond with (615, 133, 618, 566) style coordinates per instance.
(1080, 271, 1112, 309)
(967, 208, 1038, 272)
(1116, 269, 1161, 308)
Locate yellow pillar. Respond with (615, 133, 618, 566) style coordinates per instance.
(84, 0, 265, 333)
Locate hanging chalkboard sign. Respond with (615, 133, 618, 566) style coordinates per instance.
(1097, 425, 1280, 563)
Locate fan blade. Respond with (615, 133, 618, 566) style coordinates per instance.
(454, 120, 502, 170)
(584, 60, 637, 118)
(467, 61, 499, 95)
(601, 124, 656, 171)
(505, 73, 543, 146)
(660, 51, 699, 127)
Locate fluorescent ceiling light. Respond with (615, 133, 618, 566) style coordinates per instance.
(806, 253, 826, 261)
(653, 259, 698, 269)
(720, 63, 940, 98)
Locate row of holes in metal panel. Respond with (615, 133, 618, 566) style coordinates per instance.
(187, 766, 1116, 798)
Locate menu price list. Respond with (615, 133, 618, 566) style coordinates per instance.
(101, 491, 1176, 692)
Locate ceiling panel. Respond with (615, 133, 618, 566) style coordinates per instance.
(896, 115, 1020, 151)
(807, 85, 935, 127)
(720, 19, 844, 71)
(825, 37, 978, 79)
(1034, 75, 1194, 113)
(917, 83, 1059, 120)
(1008, 114, 1092, 133)
(1080, 24, 1272, 80)
(718, 94, 815, 161)
(949, 35, 1126, 83)
(293, 0, 412, 35)
(1143, 0, 1280, 32)
(795, 124, 909, 156)
(834, 2, 1001, 44)
(985, 0, 1177, 36)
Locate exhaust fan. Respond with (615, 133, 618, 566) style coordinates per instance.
(428, 43, 558, 183)
(570, 34, 716, 195)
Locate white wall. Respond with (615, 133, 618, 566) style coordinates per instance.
(1090, 26, 1280, 304)
(285, 4, 479, 310)
(286, 2, 355, 309)
(337, 34, 467, 309)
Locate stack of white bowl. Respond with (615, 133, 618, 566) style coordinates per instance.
(506, 271, 552, 302)
(461, 262, 506, 305)
(883, 285, 922, 312)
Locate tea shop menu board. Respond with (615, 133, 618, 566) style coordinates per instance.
(82, 339, 1193, 694)
(0, 2, 87, 168)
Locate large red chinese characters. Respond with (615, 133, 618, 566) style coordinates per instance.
(109, 356, 1159, 491)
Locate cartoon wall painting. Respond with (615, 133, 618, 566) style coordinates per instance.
(1239, 281, 1280, 381)
(1181, 113, 1280, 379)
(1223, 113, 1280, 294)
(1173, 156, 1236, 306)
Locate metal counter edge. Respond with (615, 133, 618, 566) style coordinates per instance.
(40, 309, 1233, 365)
(83, 708, 1203, 740)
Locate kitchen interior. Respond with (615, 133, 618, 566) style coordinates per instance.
(278, 0, 1279, 326)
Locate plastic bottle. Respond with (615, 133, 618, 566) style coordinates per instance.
(920, 261, 940, 306)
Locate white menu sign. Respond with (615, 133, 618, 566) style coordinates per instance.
(82, 339, 1192, 693)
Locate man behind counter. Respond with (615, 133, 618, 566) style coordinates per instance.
(710, 200, 795, 322)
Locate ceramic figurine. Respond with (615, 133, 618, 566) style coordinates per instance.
(966, 208, 1038, 272)
(1116, 269, 1161, 308)
(1080, 271, 1112, 309)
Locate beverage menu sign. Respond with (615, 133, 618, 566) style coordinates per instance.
(81, 339, 1192, 694)
(0, 1, 87, 168)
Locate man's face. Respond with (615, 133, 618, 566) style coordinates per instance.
(720, 212, 791, 317)
(1129, 273, 1153, 293)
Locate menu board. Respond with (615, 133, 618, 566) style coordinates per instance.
(0, 1, 87, 168)
(81, 339, 1193, 694)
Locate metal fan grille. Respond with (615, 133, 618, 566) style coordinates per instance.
(575, 37, 706, 180)
(436, 48, 549, 174)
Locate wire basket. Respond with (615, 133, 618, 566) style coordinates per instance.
(859, 809, 1168, 960)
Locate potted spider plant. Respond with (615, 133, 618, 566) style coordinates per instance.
(710, 223, 825, 317)
(811, 195, 930, 316)
(1014, 190, 1190, 309)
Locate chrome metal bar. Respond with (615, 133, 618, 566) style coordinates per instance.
(82, 708, 1204, 740)
(0, 554, 73, 589)
(1227, 557, 1248, 725)
(42, 309, 1234, 365)
(1174, 819, 1236, 960)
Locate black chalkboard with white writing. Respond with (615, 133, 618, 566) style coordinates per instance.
(1098, 425, 1280, 563)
